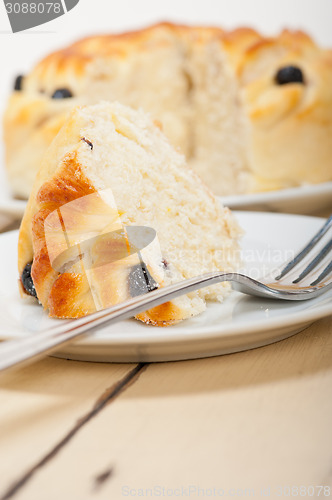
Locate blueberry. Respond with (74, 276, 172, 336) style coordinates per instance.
(161, 258, 168, 268)
(81, 137, 93, 150)
(128, 263, 159, 297)
(275, 66, 304, 85)
(51, 88, 73, 99)
(21, 262, 37, 298)
(14, 75, 24, 91)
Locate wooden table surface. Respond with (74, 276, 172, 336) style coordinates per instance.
(0, 212, 331, 500)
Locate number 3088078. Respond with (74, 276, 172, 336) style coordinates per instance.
(5, 3, 62, 14)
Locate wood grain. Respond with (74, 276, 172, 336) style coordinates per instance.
(0, 358, 141, 498)
(2, 317, 330, 500)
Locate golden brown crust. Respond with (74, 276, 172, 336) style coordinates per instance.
(47, 272, 93, 318)
(136, 302, 186, 327)
(29, 152, 97, 316)
(21, 22, 227, 97)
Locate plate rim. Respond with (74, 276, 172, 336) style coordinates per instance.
(220, 180, 332, 207)
(65, 297, 332, 346)
(0, 198, 26, 217)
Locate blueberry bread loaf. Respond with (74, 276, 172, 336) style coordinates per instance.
(5, 23, 332, 199)
(18, 101, 241, 325)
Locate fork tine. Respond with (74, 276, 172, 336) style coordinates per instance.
(292, 238, 332, 283)
(310, 260, 332, 286)
(275, 215, 332, 280)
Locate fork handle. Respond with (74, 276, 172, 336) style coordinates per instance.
(0, 271, 232, 372)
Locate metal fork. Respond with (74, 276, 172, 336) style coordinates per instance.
(0, 215, 331, 373)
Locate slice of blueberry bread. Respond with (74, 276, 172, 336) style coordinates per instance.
(18, 101, 241, 326)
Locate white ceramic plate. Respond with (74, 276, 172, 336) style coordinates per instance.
(220, 181, 332, 214)
(0, 211, 331, 363)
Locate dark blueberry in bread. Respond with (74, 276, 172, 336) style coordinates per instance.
(128, 263, 159, 297)
(51, 88, 73, 99)
(275, 66, 304, 85)
(14, 75, 24, 91)
(81, 137, 93, 150)
(21, 262, 37, 298)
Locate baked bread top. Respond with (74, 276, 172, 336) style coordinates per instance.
(4, 23, 332, 198)
(18, 101, 241, 325)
